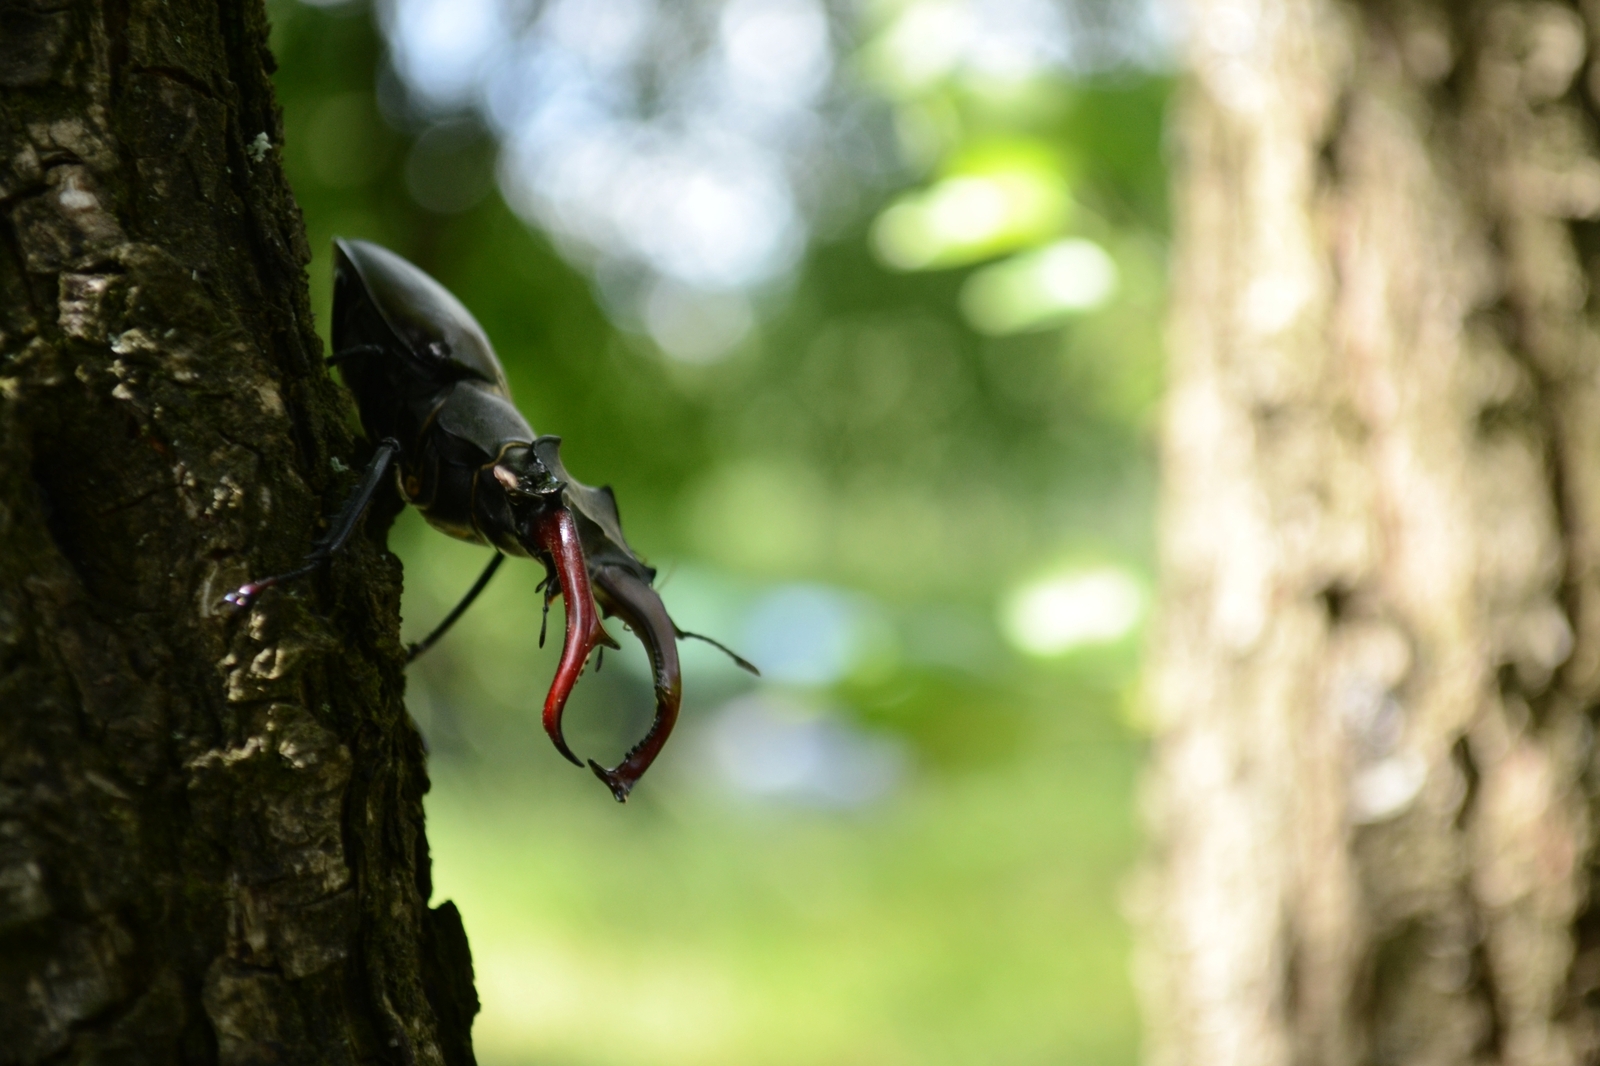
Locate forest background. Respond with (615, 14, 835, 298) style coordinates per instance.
(267, 0, 1171, 1063)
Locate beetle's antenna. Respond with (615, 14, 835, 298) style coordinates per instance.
(676, 629, 760, 676)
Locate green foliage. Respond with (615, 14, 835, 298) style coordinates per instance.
(267, 0, 1170, 1061)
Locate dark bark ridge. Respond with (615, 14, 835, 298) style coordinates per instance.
(0, 1, 477, 1063)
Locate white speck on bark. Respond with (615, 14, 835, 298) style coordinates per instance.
(256, 382, 284, 416)
(57, 183, 94, 210)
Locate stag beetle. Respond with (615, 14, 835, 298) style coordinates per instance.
(226, 238, 755, 801)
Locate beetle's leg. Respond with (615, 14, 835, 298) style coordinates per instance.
(224, 438, 401, 609)
(531, 508, 617, 767)
(588, 565, 683, 803)
(405, 552, 505, 663)
(538, 575, 554, 648)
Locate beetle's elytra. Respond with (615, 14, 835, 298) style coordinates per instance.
(227, 238, 754, 801)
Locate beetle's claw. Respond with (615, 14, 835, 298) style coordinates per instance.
(528, 507, 702, 800)
(221, 560, 319, 611)
(532, 507, 608, 768)
(588, 564, 683, 803)
(223, 583, 263, 609)
(588, 760, 635, 803)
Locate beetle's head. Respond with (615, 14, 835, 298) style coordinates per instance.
(490, 445, 563, 508)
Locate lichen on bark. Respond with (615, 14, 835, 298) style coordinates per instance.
(0, 1, 476, 1063)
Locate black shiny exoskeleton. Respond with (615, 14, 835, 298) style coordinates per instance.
(227, 239, 754, 801)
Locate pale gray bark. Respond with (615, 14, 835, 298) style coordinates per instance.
(1143, 2, 1600, 1064)
(0, 1, 477, 1062)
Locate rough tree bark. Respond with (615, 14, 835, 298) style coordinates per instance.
(1143, 1, 1600, 1064)
(0, 2, 477, 1063)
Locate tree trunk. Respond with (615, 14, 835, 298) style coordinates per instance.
(1145, 0, 1600, 1056)
(1144, 1, 1600, 1063)
(0, 2, 477, 1063)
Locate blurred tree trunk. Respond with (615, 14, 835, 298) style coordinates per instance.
(0, 2, 476, 1063)
(1143, 1, 1600, 1064)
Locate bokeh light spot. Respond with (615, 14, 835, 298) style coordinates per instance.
(1001, 568, 1144, 656)
(720, 0, 833, 104)
(404, 121, 496, 214)
(744, 584, 869, 686)
(960, 237, 1118, 334)
(703, 694, 907, 807)
(644, 280, 756, 364)
(871, 166, 1067, 270)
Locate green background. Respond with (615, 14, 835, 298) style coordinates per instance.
(267, 2, 1170, 1061)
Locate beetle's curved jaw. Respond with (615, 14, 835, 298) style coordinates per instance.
(589, 565, 682, 803)
(531, 508, 615, 768)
